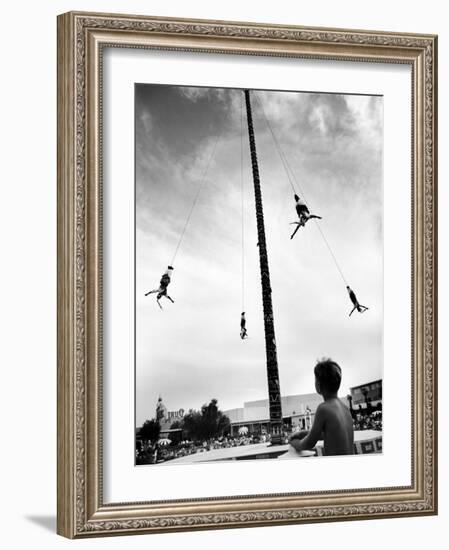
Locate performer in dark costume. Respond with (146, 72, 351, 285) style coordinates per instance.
(290, 194, 322, 239)
(346, 285, 369, 316)
(240, 312, 248, 339)
(145, 266, 175, 309)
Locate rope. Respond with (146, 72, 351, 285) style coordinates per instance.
(253, 92, 297, 195)
(314, 224, 348, 286)
(254, 91, 348, 287)
(170, 134, 220, 266)
(240, 92, 245, 311)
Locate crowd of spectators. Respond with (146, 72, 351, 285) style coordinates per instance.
(136, 407, 383, 464)
(352, 410, 382, 431)
(136, 434, 269, 464)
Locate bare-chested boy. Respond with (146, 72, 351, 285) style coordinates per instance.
(289, 359, 354, 456)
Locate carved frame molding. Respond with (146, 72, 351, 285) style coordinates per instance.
(57, 12, 437, 538)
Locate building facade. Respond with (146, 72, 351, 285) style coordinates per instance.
(349, 380, 382, 413)
(154, 396, 184, 442)
(140, 382, 382, 443)
(224, 393, 342, 436)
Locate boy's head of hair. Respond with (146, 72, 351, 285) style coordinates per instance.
(314, 358, 342, 395)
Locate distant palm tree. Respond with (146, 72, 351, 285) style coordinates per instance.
(361, 388, 370, 413)
(347, 394, 354, 419)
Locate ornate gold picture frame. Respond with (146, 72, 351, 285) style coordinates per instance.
(57, 11, 437, 538)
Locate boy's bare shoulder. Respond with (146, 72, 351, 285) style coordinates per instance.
(318, 399, 347, 415)
(316, 401, 332, 416)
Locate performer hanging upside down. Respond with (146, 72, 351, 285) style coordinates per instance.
(346, 285, 369, 316)
(240, 312, 248, 340)
(290, 194, 322, 239)
(145, 266, 175, 309)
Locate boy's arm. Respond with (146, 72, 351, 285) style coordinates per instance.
(288, 429, 309, 442)
(289, 405, 326, 453)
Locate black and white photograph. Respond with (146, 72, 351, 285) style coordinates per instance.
(134, 83, 383, 465)
(2, 0, 441, 544)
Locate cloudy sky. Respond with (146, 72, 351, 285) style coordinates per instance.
(135, 84, 383, 427)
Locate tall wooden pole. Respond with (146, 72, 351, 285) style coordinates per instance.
(244, 89, 283, 444)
